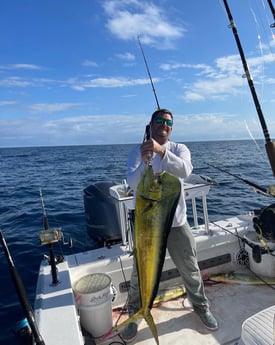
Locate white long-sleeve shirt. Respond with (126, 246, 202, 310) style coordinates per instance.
(127, 141, 193, 227)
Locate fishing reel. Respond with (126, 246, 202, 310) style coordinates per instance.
(39, 228, 63, 245)
(253, 203, 275, 242)
(143, 124, 151, 142)
(39, 227, 72, 247)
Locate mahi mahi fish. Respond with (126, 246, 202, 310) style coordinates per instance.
(113, 164, 181, 344)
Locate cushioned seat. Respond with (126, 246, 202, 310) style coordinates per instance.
(241, 305, 275, 345)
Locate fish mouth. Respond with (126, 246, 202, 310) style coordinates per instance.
(140, 172, 163, 201)
(140, 194, 160, 202)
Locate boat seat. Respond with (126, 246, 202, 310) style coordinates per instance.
(241, 305, 275, 344)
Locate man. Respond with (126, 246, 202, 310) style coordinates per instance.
(123, 109, 218, 342)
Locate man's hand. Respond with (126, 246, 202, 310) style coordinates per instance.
(140, 139, 165, 163)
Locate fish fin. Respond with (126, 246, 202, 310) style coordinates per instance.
(113, 310, 143, 332)
(113, 309, 159, 345)
(129, 248, 136, 257)
(144, 308, 159, 345)
(103, 312, 142, 341)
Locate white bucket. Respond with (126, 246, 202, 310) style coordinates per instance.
(74, 273, 113, 338)
(78, 296, 113, 338)
(74, 273, 111, 306)
(245, 231, 275, 277)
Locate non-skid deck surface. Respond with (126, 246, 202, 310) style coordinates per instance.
(93, 280, 275, 345)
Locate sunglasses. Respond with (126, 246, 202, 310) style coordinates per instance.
(155, 117, 173, 127)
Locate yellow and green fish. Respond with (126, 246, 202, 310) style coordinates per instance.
(114, 165, 181, 344)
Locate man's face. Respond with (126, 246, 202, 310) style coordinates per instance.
(150, 112, 173, 144)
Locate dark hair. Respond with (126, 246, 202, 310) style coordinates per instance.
(150, 108, 173, 122)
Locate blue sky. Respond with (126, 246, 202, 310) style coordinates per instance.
(0, 0, 275, 147)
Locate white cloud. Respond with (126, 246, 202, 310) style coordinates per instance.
(0, 74, 155, 92)
(68, 76, 155, 90)
(0, 113, 147, 146)
(0, 77, 33, 87)
(103, 0, 185, 48)
(0, 100, 17, 106)
(160, 63, 216, 77)
(28, 103, 83, 114)
(0, 64, 42, 70)
(183, 74, 245, 102)
(82, 60, 99, 67)
(1, 112, 271, 147)
(0, 76, 61, 88)
(172, 113, 265, 141)
(116, 52, 136, 61)
(176, 52, 275, 102)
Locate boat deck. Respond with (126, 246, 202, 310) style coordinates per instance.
(35, 213, 275, 345)
(90, 270, 275, 345)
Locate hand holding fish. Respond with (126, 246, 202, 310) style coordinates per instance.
(140, 138, 165, 163)
(120, 108, 218, 343)
(111, 165, 181, 345)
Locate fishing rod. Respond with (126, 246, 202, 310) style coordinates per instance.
(0, 230, 45, 345)
(137, 36, 156, 144)
(40, 188, 49, 230)
(137, 36, 160, 111)
(39, 188, 62, 285)
(206, 162, 274, 196)
(267, 0, 275, 27)
(223, 0, 275, 177)
(209, 220, 275, 264)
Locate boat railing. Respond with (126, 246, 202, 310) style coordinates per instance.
(109, 182, 134, 250)
(184, 182, 211, 232)
(109, 175, 212, 249)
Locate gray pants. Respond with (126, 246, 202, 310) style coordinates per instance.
(127, 222, 209, 316)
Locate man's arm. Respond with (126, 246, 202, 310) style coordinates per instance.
(161, 143, 193, 179)
(127, 145, 147, 191)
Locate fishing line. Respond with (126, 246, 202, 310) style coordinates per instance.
(262, 0, 275, 61)
(244, 120, 262, 152)
(260, 0, 273, 37)
(246, 266, 275, 291)
(210, 219, 275, 257)
(246, 2, 275, 174)
(250, 0, 275, 117)
(220, 0, 269, 159)
(244, 120, 265, 160)
(209, 220, 246, 242)
(223, 0, 275, 177)
(250, 5, 265, 99)
(223, 0, 270, 142)
(257, 0, 275, 59)
(101, 255, 130, 344)
(112, 255, 130, 327)
(205, 162, 272, 196)
(252, 0, 275, 52)
(196, 218, 275, 290)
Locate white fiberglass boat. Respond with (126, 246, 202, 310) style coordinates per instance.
(33, 176, 275, 345)
(5, 1, 275, 344)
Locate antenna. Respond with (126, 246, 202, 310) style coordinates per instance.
(137, 36, 160, 110)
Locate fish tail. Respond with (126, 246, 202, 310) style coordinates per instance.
(144, 308, 159, 345)
(112, 310, 143, 332)
(105, 309, 159, 344)
(103, 312, 142, 340)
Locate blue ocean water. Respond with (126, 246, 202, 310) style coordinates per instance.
(0, 140, 274, 344)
